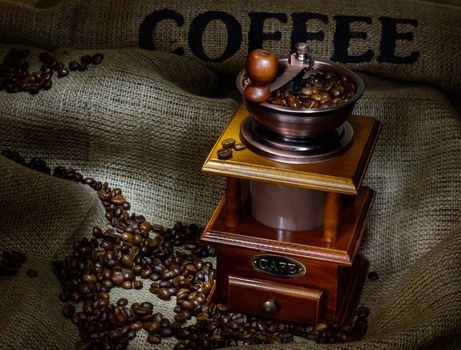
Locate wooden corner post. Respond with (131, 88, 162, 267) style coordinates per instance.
(224, 177, 240, 228)
(322, 192, 341, 243)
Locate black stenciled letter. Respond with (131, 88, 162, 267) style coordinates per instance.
(378, 17, 419, 64)
(291, 13, 328, 50)
(332, 16, 373, 63)
(248, 12, 287, 52)
(139, 9, 184, 54)
(189, 11, 242, 62)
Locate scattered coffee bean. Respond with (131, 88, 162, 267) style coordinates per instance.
(217, 148, 232, 160)
(130, 321, 143, 332)
(116, 298, 128, 307)
(0, 48, 105, 95)
(92, 53, 104, 65)
(57, 67, 69, 78)
(133, 280, 143, 289)
(157, 287, 171, 301)
(367, 271, 379, 281)
(0, 151, 371, 350)
(357, 306, 370, 319)
(68, 61, 80, 71)
(80, 55, 92, 65)
(121, 280, 132, 289)
(234, 143, 246, 151)
(146, 334, 161, 344)
(221, 138, 236, 149)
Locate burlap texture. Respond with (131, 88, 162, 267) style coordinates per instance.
(0, 0, 460, 97)
(1, 0, 461, 349)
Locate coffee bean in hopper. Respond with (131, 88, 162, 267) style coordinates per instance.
(268, 69, 357, 109)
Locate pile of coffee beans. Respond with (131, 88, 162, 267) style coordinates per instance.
(0, 48, 104, 95)
(216, 138, 246, 160)
(1, 149, 372, 349)
(268, 69, 357, 109)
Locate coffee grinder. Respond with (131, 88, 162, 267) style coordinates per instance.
(200, 43, 381, 325)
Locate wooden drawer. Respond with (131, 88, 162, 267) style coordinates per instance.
(228, 275, 323, 324)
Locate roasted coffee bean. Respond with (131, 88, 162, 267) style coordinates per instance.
(117, 298, 128, 306)
(121, 280, 132, 289)
(175, 327, 191, 340)
(121, 269, 134, 281)
(34, 157, 371, 349)
(140, 301, 153, 310)
(100, 278, 113, 289)
(159, 327, 174, 337)
(57, 68, 68, 78)
(78, 64, 87, 72)
(234, 143, 246, 151)
(217, 148, 232, 160)
(152, 312, 163, 323)
(133, 234, 142, 245)
(140, 268, 153, 278)
(157, 287, 171, 301)
(178, 299, 194, 311)
(133, 280, 143, 289)
(68, 61, 80, 71)
(121, 254, 133, 268)
(111, 271, 124, 285)
(152, 223, 164, 232)
(367, 271, 379, 281)
(91, 53, 104, 65)
(160, 318, 170, 328)
(147, 334, 161, 344)
(301, 87, 313, 96)
(221, 138, 235, 149)
(357, 306, 370, 318)
(80, 55, 92, 65)
(174, 312, 189, 323)
(134, 215, 145, 223)
(82, 273, 97, 284)
(144, 320, 161, 334)
(130, 321, 143, 332)
(62, 303, 75, 318)
(0, 49, 104, 95)
(269, 69, 356, 109)
(286, 93, 301, 108)
(158, 280, 171, 288)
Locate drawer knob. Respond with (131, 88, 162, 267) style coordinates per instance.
(262, 299, 278, 314)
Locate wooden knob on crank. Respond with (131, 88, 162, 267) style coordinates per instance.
(244, 49, 278, 103)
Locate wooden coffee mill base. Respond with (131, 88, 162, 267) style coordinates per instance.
(201, 105, 381, 325)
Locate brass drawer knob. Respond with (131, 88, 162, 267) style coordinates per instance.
(262, 299, 278, 313)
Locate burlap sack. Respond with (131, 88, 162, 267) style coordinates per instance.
(1, 0, 461, 349)
(0, 0, 460, 98)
